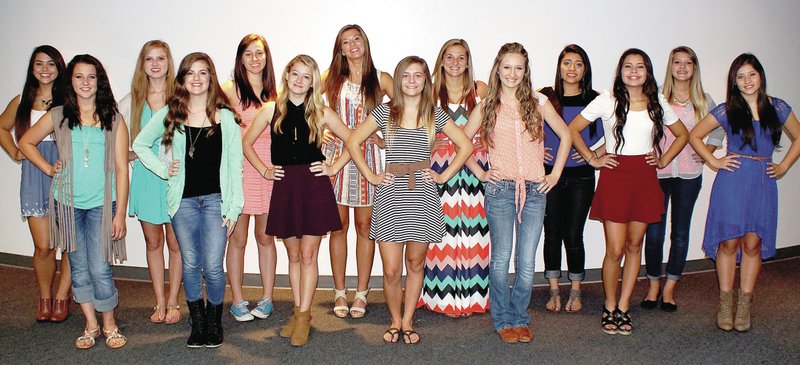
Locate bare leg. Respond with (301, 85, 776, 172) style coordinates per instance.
(716, 238, 741, 292)
(253, 214, 276, 300)
(618, 222, 648, 312)
(142, 221, 167, 320)
(227, 214, 251, 304)
(353, 206, 375, 311)
(298, 236, 322, 311)
(401, 242, 427, 344)
(739, 233, 763, 293)
(164, 224, 182, 308)
(329, 205, 349, 309)
(379, 242, 404, 336)
(602, 221, 627, 311)
(284, 238, 302, 306)
(662, 279, 677, 304)
(29, 215, 56, 299)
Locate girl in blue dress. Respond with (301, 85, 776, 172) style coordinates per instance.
(689, 53, 800, 332)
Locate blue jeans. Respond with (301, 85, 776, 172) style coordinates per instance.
(485, 180, 546, 331)
(171, 193, 227, 305)
(644, 176, 702, 281)
(67, 203, 119, 312)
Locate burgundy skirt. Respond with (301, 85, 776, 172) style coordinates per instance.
(589, 155, 665, 224)
(266, 164, 342, 239)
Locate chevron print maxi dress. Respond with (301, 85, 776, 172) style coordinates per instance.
(419, 103, 490, 316)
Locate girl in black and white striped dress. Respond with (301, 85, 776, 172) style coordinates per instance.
(347, 56, 473, 345)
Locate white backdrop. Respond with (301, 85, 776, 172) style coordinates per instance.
(1, 0, 798, 277)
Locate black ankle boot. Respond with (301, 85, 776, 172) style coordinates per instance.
(186, 299, 206, 348)
(205, 302, 224, 348)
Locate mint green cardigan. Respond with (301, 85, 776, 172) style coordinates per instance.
(132, 107, 244, 223)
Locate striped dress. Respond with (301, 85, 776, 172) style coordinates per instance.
(324, 79, 382, 207)
(235, 102, 273, 216)
(369, 104, 448, 243)
(420, 103, 490, 316)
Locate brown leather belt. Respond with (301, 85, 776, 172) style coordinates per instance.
(385, 159, 431, 190)
(728, 152, 771, 161)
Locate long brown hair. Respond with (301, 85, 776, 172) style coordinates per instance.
(385, 56, 436, 147)
(273, 55, 326, 148)
(233, 34, 277, 110)
(15, 45, 66, 140)
(432, 38, 479, 112)
(323, 24, 382, 115)
(725, 53, 781, 150)
(129, 40, 176, 143)
(611, 48, 664, 156)
(161, 52, 235, 147)
(480, 42, 541, 148)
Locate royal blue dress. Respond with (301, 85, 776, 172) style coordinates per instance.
(702, 98, 792, 261)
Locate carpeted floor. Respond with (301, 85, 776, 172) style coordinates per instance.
(1, 258, 799, 364)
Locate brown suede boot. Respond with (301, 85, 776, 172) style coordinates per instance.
(734, 291, 753, 332)
(717, 290, 734, 331)
(290, 310, 312, 346)
(280, 306, 300, 338)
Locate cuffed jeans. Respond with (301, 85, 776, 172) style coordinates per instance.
(644, 176, 702, 281)
(543, 175, 594, 282)
(170, 193, 227, 305)
(67, 203, 119, 312)
(486, 180, 546, 331)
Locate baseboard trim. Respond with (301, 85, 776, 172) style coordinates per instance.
(2, 245, 798, 289)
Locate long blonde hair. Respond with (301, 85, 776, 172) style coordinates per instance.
(432, 39, 479, 111)
(385, 56, 436, 148)
(480, 42, 541, 148)
(130, 40, 176, 143)
(273, 55, 326, 147)
(662, 46, 710, 124)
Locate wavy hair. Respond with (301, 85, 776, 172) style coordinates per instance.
(273, 55, 326, 147)
(725, 53, 781, 150)
(61, 55, 118, 131)
(14, 45, 66, 140)
(611, 48, 664, 156)
(545, 44, 599, 138)
(480, 42, 541, 148)
(161, 52, 235, 147)
(384, 56, 436, 147)
(662, 46, 710, 125)
(129, 40, 176, 143)
(323, 24, 382, 115)
(432, 38, 479, 112)
(233, 34, 277, 111)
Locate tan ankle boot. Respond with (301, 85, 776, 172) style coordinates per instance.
(734, 291, 753, 332)
(290, 311, 312, 346)
(280, 306, 300, 338)
(717, 290, 734, 331)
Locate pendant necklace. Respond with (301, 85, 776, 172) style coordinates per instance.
(186, 119, 207, 158)
(81, 120, 98, 167)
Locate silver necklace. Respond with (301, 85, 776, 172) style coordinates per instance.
(81, 120, 99, 167)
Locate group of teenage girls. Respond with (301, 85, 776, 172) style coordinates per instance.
(2, 24, 799, 350)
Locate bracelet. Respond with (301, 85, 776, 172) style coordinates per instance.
(261, 167, 270, 179)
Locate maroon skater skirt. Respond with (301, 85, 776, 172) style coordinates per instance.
(265, 164, 342, 239)
(589, 155, 665, 224)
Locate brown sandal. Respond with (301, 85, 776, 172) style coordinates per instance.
(150, 305, 165, 323)
(165, 305, 182, 324)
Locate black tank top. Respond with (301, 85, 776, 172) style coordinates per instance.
(270, 101, 325, 166)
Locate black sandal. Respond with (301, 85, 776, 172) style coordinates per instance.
(402, 330, 420, 345)
(601, 307, 618, 335)
(614, 308, 633, 336)
(383, 327, 400, 343)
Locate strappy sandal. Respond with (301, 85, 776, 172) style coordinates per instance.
(150, 305, 165, 323)
(565, 289, 582, 313)
(546, 288, 561, 312)
(165, 305, 182, 324)
(601, 307, 618, 335)
(349, 288, 369, 318)
(103, 327, 128, 349)
(614, 308, 633, 336)
(75, 327, 101, 349)
(402, 329, 420, 345)
(333, 288, 349, 318)
(383, 327, 400, 343)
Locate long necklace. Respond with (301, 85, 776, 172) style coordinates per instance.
(81, 120, 99, 167)
(186, 119, 208, 158)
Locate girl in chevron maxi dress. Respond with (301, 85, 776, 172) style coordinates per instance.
(419, 39, 490, 317)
